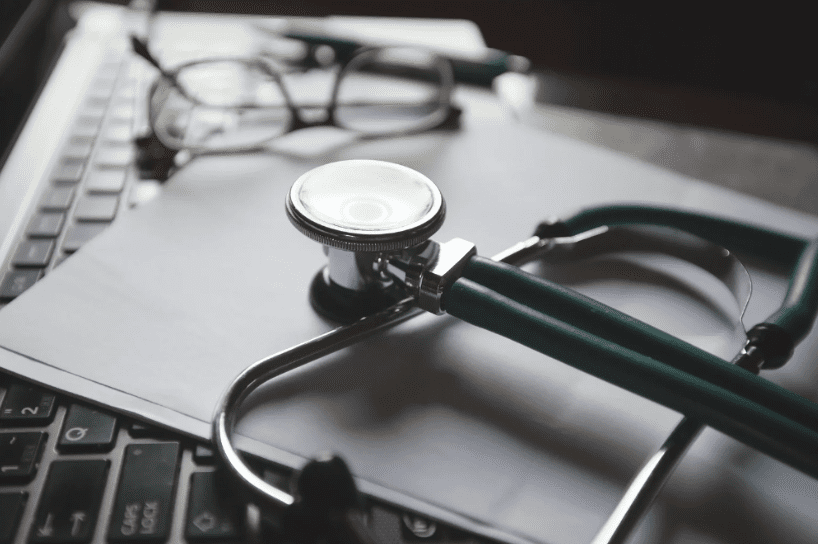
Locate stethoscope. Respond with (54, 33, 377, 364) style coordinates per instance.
(212, 159, 818, 544)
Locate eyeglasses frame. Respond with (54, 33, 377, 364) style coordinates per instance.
(144, 44, 459, 154)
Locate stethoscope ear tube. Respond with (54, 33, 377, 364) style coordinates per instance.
(445, 204, 818, 482)
(553, 205, 807, 265)
(459, 256, 818, 432)
(765, 239, 818, 347)
(550, 205, 818, 365)
(443, 275, 818, 480)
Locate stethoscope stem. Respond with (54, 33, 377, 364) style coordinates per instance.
(212, 237, 558, 512)
(213, 296, 423, 509)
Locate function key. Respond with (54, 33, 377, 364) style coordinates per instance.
(58, 404, 118, 453)
(29, 460, 109, 543)
(0, 432, 46, 482)
(12, 239, 54, 267)
(0, 384, 56, 426)
(185, 471, 243, 541)
(0, 492, 27, 544)
(27, 212, 65, 238)
(39, 186, 75, 211)
(0, 269, 43, 301)
(108, 442, 180, 542)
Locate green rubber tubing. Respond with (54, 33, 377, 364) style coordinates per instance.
(462, 256, 818, 431)
(559, 205, 818, 344)
(444, 278, 818, 480)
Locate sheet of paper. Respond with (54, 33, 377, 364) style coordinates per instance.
(2, 120, 818, 544)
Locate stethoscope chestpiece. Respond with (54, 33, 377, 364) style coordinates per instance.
(286, 160, 448, 322)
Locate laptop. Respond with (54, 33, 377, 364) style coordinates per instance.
(2, 4, 818, 544)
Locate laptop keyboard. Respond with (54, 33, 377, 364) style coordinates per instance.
(0, 26, 493, 544)
(1, 379, 482, 544)
(0, 47, 155, 306)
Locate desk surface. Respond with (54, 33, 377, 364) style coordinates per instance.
(523, 98, 818, 217)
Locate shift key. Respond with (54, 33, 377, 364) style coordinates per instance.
(108, 443, 180, 541)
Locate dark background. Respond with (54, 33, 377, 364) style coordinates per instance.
(2, 1, 817, 158)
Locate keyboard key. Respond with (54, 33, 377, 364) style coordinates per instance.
(192, 444, 215, 465)
(185, 472, 243, 541)
(71, 115, 103, 140)
(12, 239, 54, 267)
(53, 160, 85, 184)
(89, 75, 117, 97)
(30, 460, 109, 543)
(81, 103, 107, 120)
(58, 404, 118, 453)
(127, 422, 159, 438)
(27, 212, 65, 237)
(0, 269, 43, 301)
(109, 104, 135, 123)
(95, 144, 135, 168)
(62, 223, 108, 253)
(74, 195, 118, 221)
(0, 492, 27, 544)
(401, 513, 439, 540)
(62, 139, 94, 161)
(108, 442, 180, 542)
(128, 180, 161, 208)
(52, 252, 70, 268)
(40, 186, 75, 211)
(0, 432, 45, 482)
(126, 422, 173, 440)
(104, 123, 133, 144)
(0, 384, 56, 425)
(85, 168, 126, 193)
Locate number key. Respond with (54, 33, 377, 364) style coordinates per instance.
(0, 384, 56, 426)
(0, 432, 45, 482)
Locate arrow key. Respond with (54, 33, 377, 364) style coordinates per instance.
(29, 460, 108, 543)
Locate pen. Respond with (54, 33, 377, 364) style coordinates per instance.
(256, 25, 530, 87)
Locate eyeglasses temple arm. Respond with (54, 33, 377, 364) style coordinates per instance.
(130, 35, 177, 83)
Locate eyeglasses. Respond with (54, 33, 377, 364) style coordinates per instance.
(131, 36, 460, 155)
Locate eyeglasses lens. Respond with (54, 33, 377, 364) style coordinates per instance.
(334, 48, 450, 134)
(152, 60, 290, 151)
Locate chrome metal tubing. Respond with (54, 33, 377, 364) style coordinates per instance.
(491, 235, 553, 265)
(591, 345, 765, 544)
(212, 232, 553, 510)
(213, 296, 423, 508)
